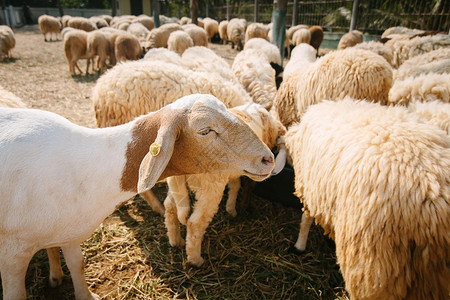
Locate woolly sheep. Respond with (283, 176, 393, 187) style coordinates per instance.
(0, 85, 26, 108)
(244, 22, 269, 43)
(386, 33, 450, 68)
(61, 15, 72, 27)
(274, 48, 393, 128)
(145, 23, 182, 49)
(164, 102, 283, 266)
(115, 33, 142, 63)
(337, 29, 363, 49)
(218, 20, 228, 44)
(353, 40, 394, 66)
(63, 29, 89, 75)
(0, 25, 15, 59)
(179, 16, 190, 25)
(86, 30, 110, 74)
(227, 18, 246, 50)
(285, 98, 450, 300)
(282, 43, 317, 80)
(308, 25, 323, 50)
(286, 24, 308, 45)
(89, 16, 108, 29)
(408, 100, 450, 135)
(381, 26, 424, 39)
(67, 17, 98, 32)
(127, 22, 150, 43)
(388, 73, 450, 106)
(182, 24, 208, 47)
(167, 30, 193, 55)
(132, 15, 154, 31)
(92, 60, 252, 127)
(143, 47, 183, 65)
(394, 47, 450, 81)
(38, 15, 61, 42)
(0, 94, 275, 300)
(243, 37, 283, 80)
(232, 48, 277, 110)
(291, 28, 311, 46)
(202, 17, 219, 42)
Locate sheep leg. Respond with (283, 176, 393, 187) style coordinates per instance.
(61, 244, 100, 300)
(225, 177, 241, 217)
(73, 60, 83, 75)
(186, 181, 227, 266)
(0, 250, 33, 300)
(293, 213, 314, 252)
(167, 176, 191, 225)
(46, 247, 64, 287)
(163, 192, 185, 247)
(140, 190, 165, 216)
(85, 58, 90, 75)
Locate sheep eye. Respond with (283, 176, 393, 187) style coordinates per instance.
(198, 128, 213, 136)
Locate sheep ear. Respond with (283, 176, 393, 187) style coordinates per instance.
(137, 125, 178, 194)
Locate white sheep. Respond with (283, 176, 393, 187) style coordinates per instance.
(202, 17, 219, 42)
(145, 23, 182, 49)
(92, 60, 252, 128)
(232, 48, 277, 111)
(227, 18, 246, 50)
(286, 24, 308, 46)
(282, 43, 317, 80)
(243, 37, 283, 78)
(167, 30, 193, 55)
(274, 48, 393, 128)
(86, 30, 111, 74)
(164, 102, 284, 266)
(352, 40, 394, 66)
(127, 22, 150, 43)
(89, 16, 109, 29)
(381, 26, 424, 39)
(0, 85, 26, 108)
(218, 20, 228, 44)
(143, 47, 184, 65)
(63, 29, 89, 75)
(291, 27, 311, 46)
(388, 73, 450, 106)
(114, 33, 142, 63)
(0, 25, 15, 59)
(38, 15, 61, 42)
(285, 98, 450, 300)
(0, 94, 275, 300)
(408, 100, 450, 135)
(132, 15, 154, 31)
(337, 29, 363, 49)
(67, 16, 98, 32)
(182, 24, 208, 47)
(244, 22, 269, 43)
(394, 47, 450, 81)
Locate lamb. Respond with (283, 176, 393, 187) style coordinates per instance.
(274, 48, 393, 128)
(218, 20, 228, 44)
(63, 29, 89, 75)
(282, 43, 317, 80)
(337, 29, 363, 49)
(114, 33, 142, 63)
(394, 47, 450, 81)
(244, 22, 269, 43)
(86, 30, 111, 74)
(285, 98, 450, 300)
(0, 85, 26, 108)
(167, 30, 193, 55)
(92, 60, 252, 127)
(232, 48, 277, 110)
(0, 94, 275, 300)
(291, 27, 311, 46)
(182, 24, 208, 47)
(0, 25, 15, 59)
(408, 100, 450, 135)
(388, 73, 450, 106)
(67, 16, 98, 32)
(164, 102, 284, 266)
(145, 23, 182, 49)
(202, 17, 219, 42)
(38, 15, 61, 42)
(227, 18, 246, 50)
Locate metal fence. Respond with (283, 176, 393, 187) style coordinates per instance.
(164, 0, 449, 34)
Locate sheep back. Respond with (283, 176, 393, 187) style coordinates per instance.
(0, 25, 15, 58)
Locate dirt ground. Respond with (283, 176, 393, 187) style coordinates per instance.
(0, 26, 345, 300)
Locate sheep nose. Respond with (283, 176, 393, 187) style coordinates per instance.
(262, 155, 274, 166)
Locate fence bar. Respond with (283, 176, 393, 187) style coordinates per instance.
(349, 0, 359, 31)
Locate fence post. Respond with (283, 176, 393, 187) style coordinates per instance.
(349, 0, 359, 31)
(291, 0, 298, 26)
(254, 0, 258, 22)
(272, 0, 287, 64)
(226, 0, 230, 21)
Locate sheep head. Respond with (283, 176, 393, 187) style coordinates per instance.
(121, 94, 275, 194)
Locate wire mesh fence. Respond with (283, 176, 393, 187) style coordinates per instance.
(163, 0, 449, 34)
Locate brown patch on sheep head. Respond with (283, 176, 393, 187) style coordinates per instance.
(120, 94, 275, 194)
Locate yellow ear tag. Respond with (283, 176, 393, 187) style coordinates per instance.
(149, 142, 161, 157)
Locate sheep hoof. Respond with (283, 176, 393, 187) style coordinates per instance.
(169, 237, 185, 248)
(88, 292, 101, 300)
(49, 275, 63, 288)
(289, 245, 305, 255)
(226, 208, 237, 217)
(187, 256, 204, 267)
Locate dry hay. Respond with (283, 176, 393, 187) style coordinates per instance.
(0, 26, 347, 300)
